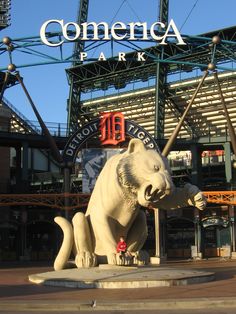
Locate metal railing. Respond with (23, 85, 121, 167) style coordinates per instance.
(27, 121, 68, 137)
(2, 97, 41, 134)
(1, 97, 68, 137)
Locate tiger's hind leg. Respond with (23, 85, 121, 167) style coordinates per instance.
(72, 212, 97, 267)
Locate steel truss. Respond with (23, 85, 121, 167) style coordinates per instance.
(67, 0, 90, 132)
(0, 191, 235, 209)
(75, 70, 236, 139)
(155, 0, 169, 139)
(1, 27, 236, 71)
(203, 191, 236, 206)
(0, 193, 90, 210)
(1, 23, 236, 135)
(65, 26, 236, 133)
(0, 27, 236, 72)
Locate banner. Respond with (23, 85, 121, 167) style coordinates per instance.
(81, 148, 122, 193)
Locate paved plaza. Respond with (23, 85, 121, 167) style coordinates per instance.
(1, 258, 236, 311)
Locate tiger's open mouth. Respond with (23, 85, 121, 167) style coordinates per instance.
(145, 185, 166, 202)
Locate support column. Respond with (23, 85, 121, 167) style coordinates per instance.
(22, 142, 29, 181)
(229, 206, 236, 259)
(155, 57, 166, 140)
(190, 144, 202, 187)
(150, 208, 166, 264)
(15, 146, 21, 191)
(20, 210, 28, 261)
(154, 208, 160, 258)
(193, 208, 202, 259)
(47, 150, 51, 172)
(224, 142, 232, 184)
(63, 164, 72, 220)
(154, 0, 169, 140)
(20, 142, 29, 192)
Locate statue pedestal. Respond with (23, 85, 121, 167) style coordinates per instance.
(150, 256, 166, 265)
(29, 265, 215, 289)
(231, 252, 236, 259)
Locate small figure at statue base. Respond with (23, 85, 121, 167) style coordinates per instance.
(117, 252, 133, 266)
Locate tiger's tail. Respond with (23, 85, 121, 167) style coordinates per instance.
(54, 216, 74, 271)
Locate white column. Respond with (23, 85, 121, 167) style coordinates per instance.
(150, 208, 162, 264)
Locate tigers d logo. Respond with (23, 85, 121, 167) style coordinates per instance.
(100, 112, 125, 145)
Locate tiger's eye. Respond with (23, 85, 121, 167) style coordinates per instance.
(154, 165, 159, 171)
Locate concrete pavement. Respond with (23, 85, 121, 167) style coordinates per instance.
(1, 258, 236, 311)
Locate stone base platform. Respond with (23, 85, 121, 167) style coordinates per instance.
(29, 265, 214, 289)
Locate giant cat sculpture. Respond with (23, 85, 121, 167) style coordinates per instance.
(54, 139, 206, 269)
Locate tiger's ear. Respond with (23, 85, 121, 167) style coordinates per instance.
(127, 139, 146, 154)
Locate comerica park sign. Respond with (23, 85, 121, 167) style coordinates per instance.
(40, 19, 186, 47)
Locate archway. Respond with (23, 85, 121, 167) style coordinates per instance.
(202, 224, 231, 258)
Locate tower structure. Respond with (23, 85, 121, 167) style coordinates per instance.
(155, 0, 169, 139)
(0, 0, 11, 30)
(67, 0, 89, 133)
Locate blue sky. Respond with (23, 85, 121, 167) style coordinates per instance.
(1, 0, 236, 125)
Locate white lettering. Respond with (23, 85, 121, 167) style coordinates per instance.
(66, 149, 73, 156)
(81, 22, 109, 40)
(88, 124, 94, 132)
(82, 128, 90, 136)
(80, 52, 87, 61)
(40, 19, 186, 47)
(118, 52, 126, 61)
(147, 143, 154, 149)
(40, 19, 64, 47)
(129, 22, 148, 40)
(71, 138, 79, 144)
(160, 19, 186, 45)
(98, 52, 106, 61)
(63, 22, 81, 42)
(69, 142, 77, 150)
(128, 124, 135, 132)
(92, 122, 98, 131)
(137, 52, 146, 61)
(143, 137, 151, 144)
(111, 22, 127, 40)
(150, 22, 166, 41)
(137, 131, 145, 139)
(76, 133, 84, 140)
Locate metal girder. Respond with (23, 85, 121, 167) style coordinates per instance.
(155, 50, 167, 139)
(166, 71, 236, 139)
(1, 22, 236, 136)
(67, 0, 90, 134)
(0, 191, 235, 208)
(73, 0, 89, 66)
(76, 69, 236, 141)
(0, 71, 18, 89)
(165, 98, 196, 137)
(63, 32, 236, 91)
(203, 191, 236, 206)
(154, 0, 169, 139)
(66, 55, 157, 91)
(0, 192, 90, 210)
(0, 0, 11, 30)
(67, 79, 92, 130)
(0, 27, 236, 71)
